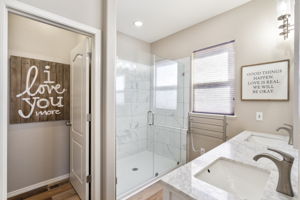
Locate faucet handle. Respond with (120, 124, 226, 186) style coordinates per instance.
(284, 123, 293, 128)
(267, 148, 294, 163)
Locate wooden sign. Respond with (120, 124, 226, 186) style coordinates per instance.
(10, 56, 70, 123)
(241, 60, 289, 101)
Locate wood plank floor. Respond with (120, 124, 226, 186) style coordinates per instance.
(8, 180, 80, 200)
(127, 182, 164, 200)
(9, 180, 164, 200)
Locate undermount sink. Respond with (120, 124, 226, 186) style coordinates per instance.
(245, 134, 288, 147)
(194, 158, 270, 200)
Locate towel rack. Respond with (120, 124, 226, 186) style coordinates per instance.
(189, 113, 227, 141)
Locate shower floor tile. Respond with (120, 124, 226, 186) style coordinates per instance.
(117, 151, 176, 197)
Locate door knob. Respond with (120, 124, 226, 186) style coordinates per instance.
(65, 120, 72, 126)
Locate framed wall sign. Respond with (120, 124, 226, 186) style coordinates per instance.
(10, 56, 70, 123)
(241, 59, 289, 101)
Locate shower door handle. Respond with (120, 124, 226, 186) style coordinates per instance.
(151, 112, 154, 125)
(147, 111, 154, 125)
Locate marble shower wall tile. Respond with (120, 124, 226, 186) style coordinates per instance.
(117, 57, 190, 165)
(116, 59, 151, 159)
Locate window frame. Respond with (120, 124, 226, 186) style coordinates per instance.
(191, 41, 236, 116)
(154, 60, 179, 111)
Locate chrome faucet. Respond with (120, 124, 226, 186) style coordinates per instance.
(276, 123, 293, 145)
(253, 148, 294, 197)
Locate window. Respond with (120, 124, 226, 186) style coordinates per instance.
(155, 60, 178, 110)
(192, 41, 235, 115)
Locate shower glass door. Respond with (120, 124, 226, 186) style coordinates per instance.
(116, 55, 187, 197)
(150, 56, 185, 177)
(116, 58, 155, 196)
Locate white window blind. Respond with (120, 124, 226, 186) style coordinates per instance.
(155, 60, 178, 110)
(192, 41, 235, 115)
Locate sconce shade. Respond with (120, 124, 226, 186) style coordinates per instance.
(277, 0, 291, 17)
(277, 0, 294, 39)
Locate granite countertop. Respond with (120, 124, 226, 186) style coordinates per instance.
(161, 131, 299, 200)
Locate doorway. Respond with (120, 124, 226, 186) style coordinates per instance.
(7, 13, 91, 200)
(0, 2, 101, 200)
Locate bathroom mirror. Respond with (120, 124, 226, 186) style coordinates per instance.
(116, 0, 296, 199)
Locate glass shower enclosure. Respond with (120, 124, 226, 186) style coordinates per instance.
(116, 55, 189, 197)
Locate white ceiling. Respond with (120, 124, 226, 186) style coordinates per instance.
(117, 0, 251, 43)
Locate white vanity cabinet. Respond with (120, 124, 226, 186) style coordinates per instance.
(163, 185, 194, 200)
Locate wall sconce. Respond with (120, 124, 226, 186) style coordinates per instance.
(277, 0, 294, 40)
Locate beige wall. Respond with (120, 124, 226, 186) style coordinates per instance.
(8, 14, 83, 192)
(117, 32, 152, 65)
(152, 0, 294, 137)
(101, 0, 117, 198)
(151, 0, 294, 160)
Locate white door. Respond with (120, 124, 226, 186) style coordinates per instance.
(70, 38, 91, 200)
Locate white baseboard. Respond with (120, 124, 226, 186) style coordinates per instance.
(7, 174, 70, 198)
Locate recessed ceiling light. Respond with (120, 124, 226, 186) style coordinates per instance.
(133, 20, 143, 27)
